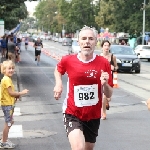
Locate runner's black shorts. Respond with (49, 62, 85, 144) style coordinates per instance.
(35, 50, 41, 56)
(63, 113, 100, 143)
(25, 43, 28, 45)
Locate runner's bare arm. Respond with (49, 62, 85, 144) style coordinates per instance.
(103, 83, 113, 98)
(54, 67, 63, 100)
(113, 55, 118, 71)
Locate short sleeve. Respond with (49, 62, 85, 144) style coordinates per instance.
(4, 77, 12, 89)
(57, 57, 66, 75)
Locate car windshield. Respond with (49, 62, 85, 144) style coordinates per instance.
(63, 38, 71, 42)
(142, 46, 150, 49)
(72, 40, 79, 46)
(110, 46, 135, 55)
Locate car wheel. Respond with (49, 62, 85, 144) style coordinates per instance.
(148, 59, 150, 62)
(135, 69, 140, 73)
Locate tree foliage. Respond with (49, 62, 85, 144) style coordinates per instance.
(0, 0, 28, 30)
(95, 0, 150, 35)
(58, 0, 99, 32)
(34, 0, 65, 33)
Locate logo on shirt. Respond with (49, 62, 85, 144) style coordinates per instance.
(85, 70, 97, 78)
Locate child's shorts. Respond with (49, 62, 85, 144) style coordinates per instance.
(1, 105, 15, 126)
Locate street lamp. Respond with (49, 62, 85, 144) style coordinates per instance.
(142, 0, 146, 45)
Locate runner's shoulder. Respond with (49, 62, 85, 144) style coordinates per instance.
(96, 54, 109, 62)
(61, 54, 77, 61)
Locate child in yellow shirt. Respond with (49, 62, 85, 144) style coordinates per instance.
(0, 60, 29, 149)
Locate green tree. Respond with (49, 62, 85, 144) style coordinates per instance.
(0, 0, 28, 30)
(20, 17, 37, 33)
(95, 0, 150, 35)
(34, 0, 64, 33)
(58, 0, 99, 32)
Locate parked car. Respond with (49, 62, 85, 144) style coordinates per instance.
(71, 38, 81, 54)
(45, 35, 51, 40)
(54, 37, 59, 42)
(32, 35, 38, 42)
(134, 45, 150, 61)
(110, 45, 141, 73)
(62, 37, 72, 46)
(40, 35, 46, 40)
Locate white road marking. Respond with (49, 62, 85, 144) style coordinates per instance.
(13, 107, 21, 116)
(141, 101, 147, 105)
(8, 125, 23, 138)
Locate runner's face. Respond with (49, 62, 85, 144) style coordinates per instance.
(102, 42, 110, 52)
(78, 30, 96, 56)
(5, 65, 15, 77)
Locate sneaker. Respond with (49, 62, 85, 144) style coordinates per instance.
(7, 140, 15, 147)
(0, 139, 15, 147)
(35, 58, 37, 61)
(0, 141, 15, 149)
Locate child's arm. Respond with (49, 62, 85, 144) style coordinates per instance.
(7, 86, 29, 97)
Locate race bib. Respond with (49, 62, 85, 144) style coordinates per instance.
(74, 84, 98, 107)
(36, 46, 41, 51)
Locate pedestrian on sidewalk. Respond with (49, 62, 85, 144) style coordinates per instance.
(34, 37, 43, 66)
(100, 40, 118, 120)
(1, 35, 7, 58)
(7, 37, 16, 63)
(0, 60, 29, 149)
(16, 38, 21, 63)
(53, 26, 113, 150)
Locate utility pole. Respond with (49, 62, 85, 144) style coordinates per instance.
(142, 0, 146, 45)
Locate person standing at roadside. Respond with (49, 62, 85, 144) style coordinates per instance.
(34, 37, 43, 66)
(53, 26, 113, 150)
(7, 37, 16, 63)
(100, 40, 118, 120)
(0, 60, 29, 149)
(16, 38, 21, 63)
(1, 35, 7, 58)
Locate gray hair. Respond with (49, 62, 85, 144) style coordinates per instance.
(78, 25, 98, 39)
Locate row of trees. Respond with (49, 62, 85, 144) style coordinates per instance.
(34, 0, 100, 34)
(3, 0, 149, 35)
(0, 0, 28, 30)
(33, 0, 150, 36)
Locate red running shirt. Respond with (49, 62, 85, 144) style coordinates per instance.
(57, 53, 113, 121)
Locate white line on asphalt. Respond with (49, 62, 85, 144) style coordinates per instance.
(141, 101, 147, 105)
(13, 107, 21, 116)
(8, 125, 23, 138)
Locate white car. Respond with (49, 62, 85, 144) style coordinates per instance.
(40, 35, 46, 40)
(71, 38, 81, 53)
(134, 45, 150, 61)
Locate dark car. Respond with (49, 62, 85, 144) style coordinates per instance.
(110, 45, 141, 73)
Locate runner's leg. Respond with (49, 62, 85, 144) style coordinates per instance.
(102, 94, 107, 119)
(85, 142, 95, 150)
(68, 129, 85, 150)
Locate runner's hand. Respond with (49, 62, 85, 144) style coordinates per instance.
(100, 70, 109, 85)
(53, 85, 63, 100)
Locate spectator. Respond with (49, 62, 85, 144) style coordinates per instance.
(7, 37, 16, 63)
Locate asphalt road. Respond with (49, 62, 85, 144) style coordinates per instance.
(0, 40, 150, 150)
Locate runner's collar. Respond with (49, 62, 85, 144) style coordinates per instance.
(77, 53, 96, 63)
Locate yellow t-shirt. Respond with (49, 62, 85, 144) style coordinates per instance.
(0, 76, 15, 106)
